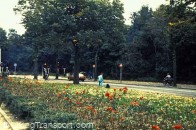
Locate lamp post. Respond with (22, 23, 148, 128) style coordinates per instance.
(47, 67, 50, 75)
(93, 64, 95, 80)
(119, 63, 123, 83)
(14, 63, 17, 74)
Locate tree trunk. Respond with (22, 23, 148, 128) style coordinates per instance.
(33, 56, 38, 80)
(55, 59, 59, 79)
(94, 51, 98, 81)
(173, 47, 177, 86)
(73, 45, 79, 84)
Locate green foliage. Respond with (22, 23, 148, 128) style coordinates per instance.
(125, 3, 196, 82)
(0, 28, 7, 47)
(1, 0, 195, 83)
(0, 82, 77, 129)
(1, 79, 196, 129)
(32, 110, 76, 123)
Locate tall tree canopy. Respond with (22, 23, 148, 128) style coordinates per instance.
(14, 0, 126, 83)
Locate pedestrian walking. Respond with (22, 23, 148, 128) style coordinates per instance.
(98, 73, 103, 86)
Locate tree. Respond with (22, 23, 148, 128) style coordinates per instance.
(125, 6, 156, 78)
(0, 28, 7, 48)
(167, 0, 196, 85)
(6, 29, 33, 72)
(14, 0, 125, 84)
(0, 28, 7, 73)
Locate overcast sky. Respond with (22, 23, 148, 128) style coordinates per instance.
(0, 0, 168, 35)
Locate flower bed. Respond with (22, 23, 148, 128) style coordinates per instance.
(0, 78, 196, 130)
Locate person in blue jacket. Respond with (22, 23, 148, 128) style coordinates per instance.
(98, 73, 103, 86)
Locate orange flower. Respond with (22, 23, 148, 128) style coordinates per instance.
(105, 92, 110, 97)
(119, 117, 124, 121)
(114, 88, 116, 91)
(140, 96, 144, 100)
(192, 110, 196, 114)
(173, 124, 182, 129)
(84, 106, 96, 113)
(152, 125, 159, 130)
(75, 91, 79, 94)
(130, 101, 139, 106)
(85, 106, 94, 110)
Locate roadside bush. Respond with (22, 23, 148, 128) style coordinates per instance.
(31, 110, 77, 123)
(0, 85, 78, 130)
(0, 88, 47, 120)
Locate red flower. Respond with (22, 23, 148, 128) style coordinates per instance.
(108, 96, 113, 100)
(173, 124, 182, 129)
(152, 125, 159, 130)
(123, 89, 127, 94)
(75, 102, 80, 105)
(57, 92, 61, 98)
(106, 107, 113, 111)
(105, 92, 110, 97)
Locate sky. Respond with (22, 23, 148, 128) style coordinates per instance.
(0, 0, 168, 35)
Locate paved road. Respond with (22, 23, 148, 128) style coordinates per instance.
(9, 75, 196, 98)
